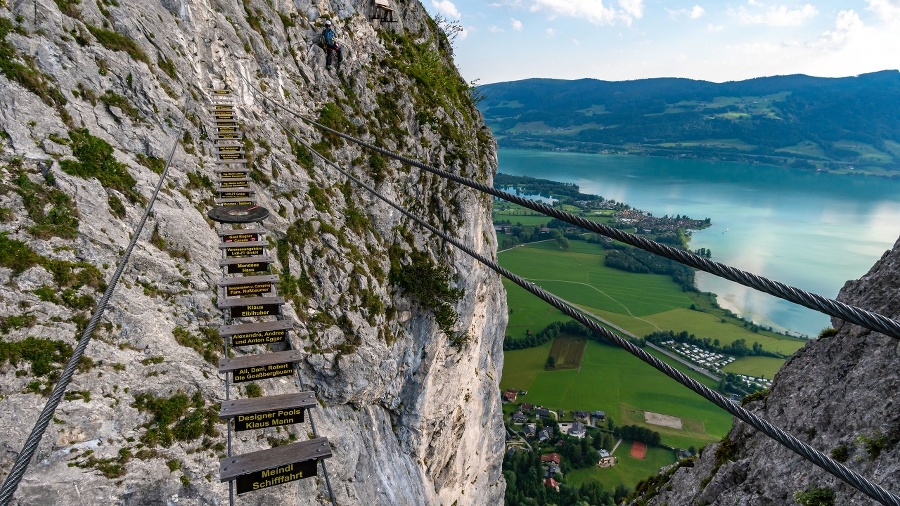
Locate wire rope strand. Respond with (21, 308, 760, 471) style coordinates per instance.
(265, 100, 900, 341)
(249, 89, 900, 506)
(0, 102, 190, 506)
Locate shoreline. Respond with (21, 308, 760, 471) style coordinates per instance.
(497, 144, 900, 179)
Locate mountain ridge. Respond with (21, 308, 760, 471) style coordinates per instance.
(477, 70, 900, 175)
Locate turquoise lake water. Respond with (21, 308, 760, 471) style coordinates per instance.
(497, 148, 900, 337)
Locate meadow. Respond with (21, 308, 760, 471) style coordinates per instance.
(500, 339, 734, 448)
(500, 240, 807, 373)
(567, 442, 676, 491)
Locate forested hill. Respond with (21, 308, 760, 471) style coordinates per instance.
(476, 70, 900, 175)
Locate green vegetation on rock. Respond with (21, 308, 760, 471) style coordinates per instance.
(132, 390, 218, 448)
(61, 128, 143, 203)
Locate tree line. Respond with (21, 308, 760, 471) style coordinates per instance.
(504, 320, 610, 351)
(603, 246, 696, 290)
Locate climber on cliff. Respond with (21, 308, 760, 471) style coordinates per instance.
(322, 20, 343, 70)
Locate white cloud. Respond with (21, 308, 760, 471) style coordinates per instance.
(813, 10, 864, 48)
(493, 0, 644, 26)
(666, 5, 705, 19)
(736, 2, 819, 27)
(618, 0, 644, 18)
(571, 38, 581, 45)
(432, 0, 461, 19)
(488, 25, 505, 33)
(546, 28, 557, 37)
(511, 17, 523, 30)
(707, 23, 724, 31)
(866, 0, 900, 23)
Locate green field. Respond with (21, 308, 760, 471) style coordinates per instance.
(722, 355, 792, 379)
(500, 241, 807, 366)
(567, 442, 676, 490)
(501, 339, 733, 448)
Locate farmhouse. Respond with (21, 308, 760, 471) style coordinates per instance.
(511, 411, 526, 424)
(591, 410, 606, 422)
(535, 407, 552, 419)
(573, 410, 589, 421)
(524, 423, 536, 438)
(540, 453, 561, 465)
(503, 388, 518, 403)
(544, 477, 560, 492)
(567, 421, 587, 438)
(521, 403, 534, 413)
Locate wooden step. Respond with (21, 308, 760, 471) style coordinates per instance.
(219, 227, 265, 240)
(214, 139, 242, 146)
(218, 190, 254, 199)
(215, 198, 256, 207)
(217, 178, 251, 188)
(218, 274, 278, 297)
(217, 145, 244, 152)
(214, 133, 242, 141)
(219, 240, 267, 250)
(216, 169, 250, 179)
(217, 158, 248, 164)
(220, 255, 274, 274)
(217, 295, 284, 318)
(219, 391, 316, 431)
(221, 242, 267, 258)
(219, 319, 291, 346)
(220, 437, 331, 494)
(217, 348, 300, 379)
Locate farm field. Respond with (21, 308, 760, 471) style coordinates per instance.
(500, 241, 807, 378)
(567, 441, 676, 491)
(548, 336, 587, 369)
(723, 355, 791, 379)
(501, 339, 733, 448)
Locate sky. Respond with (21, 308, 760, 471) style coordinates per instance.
(422, 0, 900, 84)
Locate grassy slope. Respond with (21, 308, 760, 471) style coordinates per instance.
(567, 443, 676, 491)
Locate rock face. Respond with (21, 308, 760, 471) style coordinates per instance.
(0, 1, 505, 505)
(633, 237, 900, 505)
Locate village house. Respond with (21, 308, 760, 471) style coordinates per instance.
(521, 403, 534, 413)
(524, 423, 536, 438)
(503, 388, 518, 403)
(535, 407, 551, 419)
(591, 410, 606, 423)
(573, 410, 589, 422)
(567, 421, 587, 438)
(544, 461, 561, 478)
(544, 477, 560, 492)
(538, 428, 551, 442)
(540, 453, 561, 465)
(511, 411, 527, 424)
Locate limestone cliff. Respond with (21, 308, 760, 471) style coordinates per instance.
(0, 1, 506, 504)
(632, 237, 900, 505)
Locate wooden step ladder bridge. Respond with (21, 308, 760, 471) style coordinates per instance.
(205, 88, 332, 500)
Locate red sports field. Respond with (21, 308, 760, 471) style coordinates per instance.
(629, 441, 647, 460)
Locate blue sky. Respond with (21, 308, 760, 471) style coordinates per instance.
(423, 0, 900, 84)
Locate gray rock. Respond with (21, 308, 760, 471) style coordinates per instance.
(0, 0, 505, 504)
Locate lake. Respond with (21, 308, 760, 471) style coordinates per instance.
(497, 148, 900, 337)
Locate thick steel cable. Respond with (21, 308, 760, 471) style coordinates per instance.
(253, 94, 900, 506)
(264, 101, 900, 341)
(0, 104, 189, 505)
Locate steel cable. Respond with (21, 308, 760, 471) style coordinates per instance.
(248, 92, 900, 505)
(0, 102, 190, 505)
(259, 100, 900, 341)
